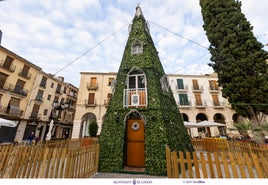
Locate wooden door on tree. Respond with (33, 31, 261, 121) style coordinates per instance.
(126, 119, 145, 167)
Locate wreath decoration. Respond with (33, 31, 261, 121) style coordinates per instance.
(131, 122, 140, 131)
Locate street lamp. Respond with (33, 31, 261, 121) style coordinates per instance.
(46, 100, 70, 141)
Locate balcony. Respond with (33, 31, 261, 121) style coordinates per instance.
(19, 70, 32, 79)
(176, 85, 188, 92)
(192, 86, 203, 92)
(40, 82, 46, 89)
(0, 82, 28, 96)
(0, 105, 24, 117)
(55, 89, 62, 94)
(85, 99, 97, 107)
(213, 101, 225, 109)
(209, 86, 220, 93)
(123, 88, 147, 108)
(194, 100, 207, 108)
(1, 81, 14, 91)
(0, 61, 16, 72)
(13, 88, 28, 96)
(29, 113, 40, 120)
(35, 96, 43, 102)
(177, 100, 191, 108)
(87, 83, 98, 90)
(67, 92, 78, 100)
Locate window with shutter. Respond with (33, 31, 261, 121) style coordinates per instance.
(88, 93, 95, 105)
(177, 79, 184, 89)
(179, 94, 189, 105)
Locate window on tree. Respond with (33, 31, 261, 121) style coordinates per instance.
(128, 74, 145, 89)
(124, 67, 147, 107)
(131, 40, 143, 55)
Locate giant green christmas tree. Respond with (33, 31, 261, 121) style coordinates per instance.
(200, 0, 268, 127)
(98, 6, 194, 176)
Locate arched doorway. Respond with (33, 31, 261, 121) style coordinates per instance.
(182, 113, 189, 122)
(124, 110, 145, 168)
(80, 112, 96, 137)
(213, 113, 226, 135)
(182, 113, 192, 137)
(196, 113, 209, 137)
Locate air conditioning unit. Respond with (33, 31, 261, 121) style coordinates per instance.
(131, 94, 140, 106)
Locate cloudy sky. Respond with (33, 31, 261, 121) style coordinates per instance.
(1, 0, 267, 87)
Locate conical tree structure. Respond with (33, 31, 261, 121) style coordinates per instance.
(98, 6, 194, 176)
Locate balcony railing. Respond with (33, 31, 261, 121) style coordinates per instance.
(195, 100, 207, 108)
(1, 81, 14, 91)
(40, 82, 46, 88)
(213, 101, 225, 108)
(1, 81, 28, 96)
(87, 83, 98, 90)
(123, 88, 147, 108)
(0, 61, 16, 72)
(67, 92, 78, 100)
(19, 70, 32, 79)
(177, 100, 191, 108)
(85, 99, 97, 107)
(55, 89, 62, 94)
(13, 88, 28, 96)
(192, 86, 203, 92)
(29, 113, 40, 119)
(209, 86, 220, 92)
(35, 96, 43, 102)
(176, 85, 188, 92)
(1, 105, 24, 117)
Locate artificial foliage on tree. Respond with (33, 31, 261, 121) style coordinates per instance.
(200, 0, 268, 127)
(98, 6, 194, 176)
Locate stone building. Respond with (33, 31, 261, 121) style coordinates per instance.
(72, 72, 116, 138)
(168, 73, 237, 138)
(0, 45, 78, 143)
(72, 71, 239, 139)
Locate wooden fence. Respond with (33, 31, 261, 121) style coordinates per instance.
(191, 138, 268, 159)
(166, 138, 268, 178)
(0, 138, 99, 178)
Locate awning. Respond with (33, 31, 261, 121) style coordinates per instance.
(0, 118, 18, 127)
(183, 121, 226, 128)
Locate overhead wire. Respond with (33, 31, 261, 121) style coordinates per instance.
(149, 20, 211, 74)
(149, 20, 209, 50)
(24, 22, 129, 94)
(53, 23, 129, 76)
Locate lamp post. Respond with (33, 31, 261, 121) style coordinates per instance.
(46, 100, 70, 141)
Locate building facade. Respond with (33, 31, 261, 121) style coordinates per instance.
(0, 45, 78, 143)
(168, 73, 237, 137)
(72, 72, 240, 139)
(72, 72, 116, 138)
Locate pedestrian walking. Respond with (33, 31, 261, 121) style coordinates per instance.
(28, 131, 35, 145)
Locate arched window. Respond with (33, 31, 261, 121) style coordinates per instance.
(131, 40, 143, 55)
(123, 67, 147, 107)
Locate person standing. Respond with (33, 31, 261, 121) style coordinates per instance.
(28, 132, 35, 145)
